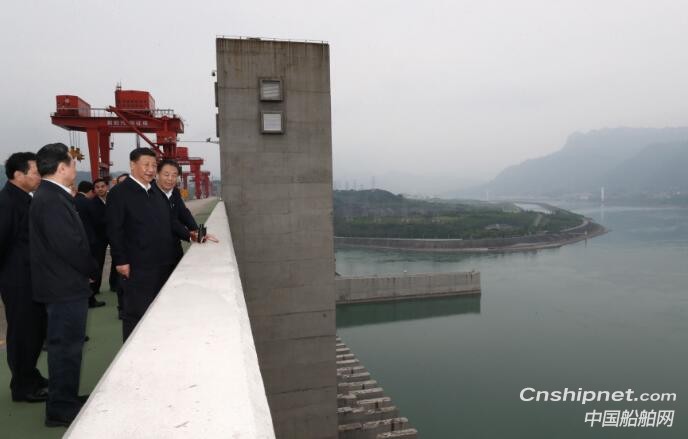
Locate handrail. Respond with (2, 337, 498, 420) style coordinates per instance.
(65, 202, 275, 438)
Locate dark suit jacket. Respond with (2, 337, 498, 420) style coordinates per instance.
(29, 180, 98, 303)
(90, 196, 108, 247)
(78, 195, 109, 255)
(0, 182, 32, 288)
(154, 185, 198, 262)
(106, 177, 178, 269)
(74, 193, 96, 246)
(170, 186, 198, 236)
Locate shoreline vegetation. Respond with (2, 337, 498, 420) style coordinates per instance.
(333, 189, 608, 253)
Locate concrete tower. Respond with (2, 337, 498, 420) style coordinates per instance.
(215, 37, 337, 438)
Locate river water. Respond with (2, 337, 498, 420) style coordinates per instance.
(336, 205, 687, 438)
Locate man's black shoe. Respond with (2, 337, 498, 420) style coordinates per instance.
(88, 299, 106, 308)
(45, 415, 73, 428)
(12, 387, 48, 403)
(84, 335, 90, 342)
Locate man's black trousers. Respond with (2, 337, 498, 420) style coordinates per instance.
(121, 264, 175, 341)
(1, 285, 46, 398)
(89, 242, 107, 296)
(45, 298, 88, 421)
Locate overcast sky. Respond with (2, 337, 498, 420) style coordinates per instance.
(2, 0, 687, 192)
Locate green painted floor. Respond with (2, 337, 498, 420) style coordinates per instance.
(1, 290, 123, 438)
(0, 199, 219, 438)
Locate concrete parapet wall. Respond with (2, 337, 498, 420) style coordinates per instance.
(336, 271, 481, 304)
(65, 203, 275, 438)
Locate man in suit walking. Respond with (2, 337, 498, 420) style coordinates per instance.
(74, 181, 105, 308)
(0, 152, 48, 403)
(107, 148, 179, 341)
(29, 143, 98, 427)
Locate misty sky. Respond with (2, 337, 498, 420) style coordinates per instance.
(1, 0, 687, 193)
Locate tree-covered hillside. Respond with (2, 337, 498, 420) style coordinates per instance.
(334, 189, 583, 239)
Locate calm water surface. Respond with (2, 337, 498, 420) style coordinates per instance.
(336, 205, 687, 438)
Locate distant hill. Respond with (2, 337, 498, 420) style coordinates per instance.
(605, 142, 688, 192)
(335, 189, 450, 218)
(478, 127, 688, 198)
(335, 171, 484, 198)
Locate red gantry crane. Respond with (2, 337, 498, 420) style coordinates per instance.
(51, 85, 212, 199)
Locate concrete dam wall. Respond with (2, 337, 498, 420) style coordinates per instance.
(336, 271, 481, 304)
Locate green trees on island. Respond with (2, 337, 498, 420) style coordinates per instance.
(333, 189, 583, 239)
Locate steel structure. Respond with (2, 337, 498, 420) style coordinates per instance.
(51, 86, 211, 199)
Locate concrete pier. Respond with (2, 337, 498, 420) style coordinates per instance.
(336, 271, 481, 304)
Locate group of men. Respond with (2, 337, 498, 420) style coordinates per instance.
(0, 143, 214, 428)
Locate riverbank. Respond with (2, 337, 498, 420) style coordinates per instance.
(335, 218, 607, 253)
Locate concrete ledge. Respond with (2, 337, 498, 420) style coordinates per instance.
(336, 271, 481, 304)
(65, 202, 275, 439)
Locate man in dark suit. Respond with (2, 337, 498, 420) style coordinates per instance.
(74, 181, 105, 308)
(108, 173, 129, 319)
(89, 178, 109, 299)
(76, 181, 94, 200)
(154, 159, 199, 264)
(29, 143, 98, 427)
(107, 148, 179, 341)
(0, 152, 48, 403)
